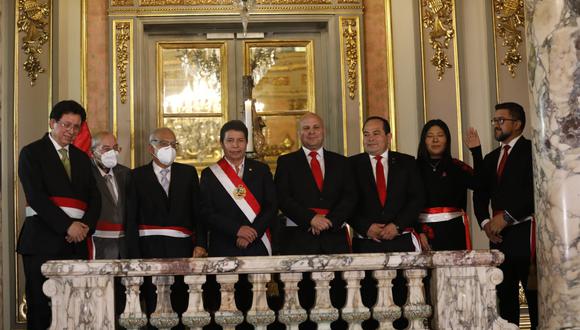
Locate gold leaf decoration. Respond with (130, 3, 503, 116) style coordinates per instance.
(115, 22, 130, 104)
(140, 0, 232, 5)
(494, 0, 524, 78)
(256, 0, 331, 3)
(17, 0, 50, 86)
(111, 0, 134, 6)
(342, 18, 358, 99)
(421, 0, 454, 81)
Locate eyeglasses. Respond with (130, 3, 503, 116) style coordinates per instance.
(490, 118, 517, 126)
(151, 139, 180, 149)
(56, 121, 82, 132)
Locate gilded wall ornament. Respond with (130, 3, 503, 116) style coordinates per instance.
(140, 0, 232, 5)
(111, 0, 134, 5)
(17, 0, 50, 86)
(421, 0, 455, 81)
(342, 18, 358, 99)
(115, 22, 130, 104)
(494, 0, 524, 78)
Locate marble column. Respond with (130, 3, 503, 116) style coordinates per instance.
(525, 0, 580, 328)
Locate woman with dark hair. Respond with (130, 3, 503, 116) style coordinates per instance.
(416, 119, 482, 251)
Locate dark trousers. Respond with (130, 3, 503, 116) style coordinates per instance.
(22, 255, 52, 330)
(497, 257, 538, 328)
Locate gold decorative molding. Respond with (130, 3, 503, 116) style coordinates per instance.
(140, 0, 232, 5)
(17, 0, 50, 86)
(111, 0, 134, 5)
(421, 0, 455, 81)
(337, 0, 360, 3)
(342, 18, 358, 99)
(256, 0, 331, 3)
(493, 0, 524, 78)
(115, 22, 130, 104)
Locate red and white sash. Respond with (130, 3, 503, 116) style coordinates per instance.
(26, 196, 87, 219)
(209, 159, 272, 255)
(87, 220, 125, 260)
(138, 224, 192, 238)
(419, 207, 472, 250)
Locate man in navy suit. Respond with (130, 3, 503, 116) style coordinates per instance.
(474, 102, 537, 328)
(349, 116, 424, 329)
(126, 127, 207, 326)
(18, 100, 101, 329)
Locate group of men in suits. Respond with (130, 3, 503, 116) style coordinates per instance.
(18, 100, 536, 329)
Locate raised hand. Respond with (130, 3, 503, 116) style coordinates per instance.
(465, 127, 481, 149)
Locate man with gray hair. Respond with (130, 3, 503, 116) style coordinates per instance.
(88, 131, 130, 260)
(126, 127, 207, 325)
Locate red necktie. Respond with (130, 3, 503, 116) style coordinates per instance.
(309, 151, 323, 191)
(375, 155, 387, 207)
(497, 145, 511, 182)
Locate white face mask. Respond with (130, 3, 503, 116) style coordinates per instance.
(99, 150, 118, 169)
(155, 146, 176, 166)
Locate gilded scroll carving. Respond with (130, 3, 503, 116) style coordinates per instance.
(421, 0, 455, 81)
(115, 22, 130, 104)
(494, 0, 524, 78)
(17, 0, 50, 86)
(111, 0, 134, 6)
(342, 18, 358, 100)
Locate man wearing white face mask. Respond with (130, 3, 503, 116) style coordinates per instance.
(126, 127, 208, 325)
(88, 131, 130, 260)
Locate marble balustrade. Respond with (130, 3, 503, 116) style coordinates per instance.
(41, 250, 517, 329)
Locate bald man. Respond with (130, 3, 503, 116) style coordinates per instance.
(125, 127, 207, 326)
(275, 114, 355, 329)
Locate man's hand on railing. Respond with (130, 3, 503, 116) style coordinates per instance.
(366, 223, 386, 242)
(380, 223, 399, 241)
(193, 246, 207, 258)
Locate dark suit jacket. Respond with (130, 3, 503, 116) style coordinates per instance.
(473, 137, 534, 257)
(349, 151, 424, 252)
(17, 134, 101, 257)
(125, 161, 206, 259)
(90, 162, 130, 259)
(200, 158, 277, 257)
(274, 148, 356, 254)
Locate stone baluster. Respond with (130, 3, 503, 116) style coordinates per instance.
(341, 270, 370, 329)
(247, 273, 276, 329)
(372, 270, 400, 330)
(44, 276, 115, 329)
(214, 274, 244, 330)
(150, 276, 179, 329)
(403, 269, 431, 329)
(278, 272, 308, 330)
(310, 272, 339, 330)
(182, 275, 211, 329)
(118, 276, 148, 330)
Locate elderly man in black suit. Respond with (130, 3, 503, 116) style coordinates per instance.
(17, 100, 101, 329)
(474, 102, 537, 328)
(349, 116, 424, 329)
(275, 112, 355, 330)
(126, 127, 207, 327)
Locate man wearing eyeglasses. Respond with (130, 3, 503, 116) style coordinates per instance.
(473, 102, 537, 328)
(17, 100, 101, 329)
(125, 127, 207, 326)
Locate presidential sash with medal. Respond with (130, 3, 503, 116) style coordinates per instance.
(209, 158, 272, 255)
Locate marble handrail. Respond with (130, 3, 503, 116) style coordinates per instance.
(41, 250, 518, 329)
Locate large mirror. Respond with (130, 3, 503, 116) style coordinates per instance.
(157, 42, 228, 165)
(245, 41, 315, 163)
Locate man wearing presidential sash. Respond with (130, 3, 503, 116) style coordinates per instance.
(200, 120, 276, 257)
(18, 100, 101, 329)
(200, 120, 277, 327)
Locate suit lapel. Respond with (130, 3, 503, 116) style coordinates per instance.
(92, 163, 116, 205)
(43, 135, 71, 183)
(113, 166, 126, 206)
(146, 162, 170, 204)
(321, 150, 333, 192)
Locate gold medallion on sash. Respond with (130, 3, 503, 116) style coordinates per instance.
(233, 184, 247, 199)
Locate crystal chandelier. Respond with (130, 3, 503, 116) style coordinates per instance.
(233, 0, 255, 36)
